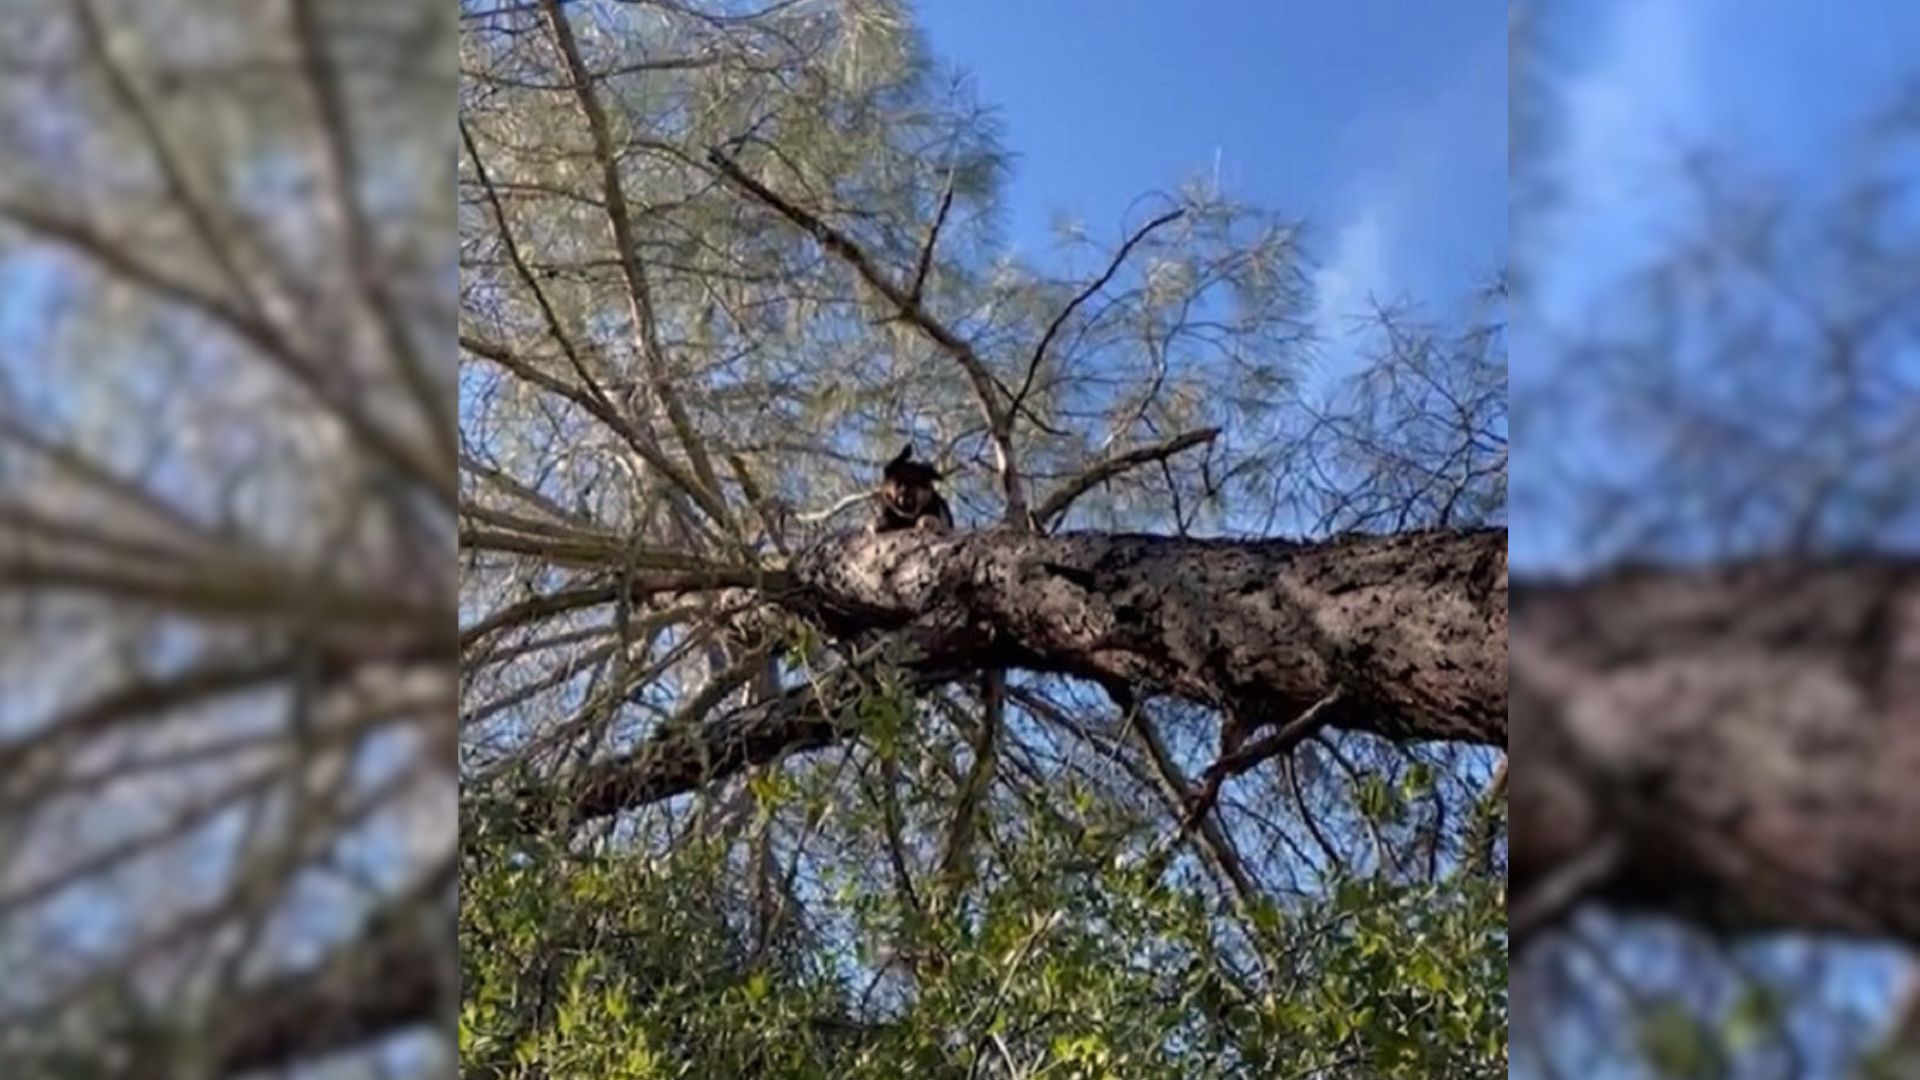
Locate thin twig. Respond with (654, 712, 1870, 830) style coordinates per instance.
(1010, 209, 1184, 422)
(909, 170, 957, 303)
(1179, 686, 1348, 839)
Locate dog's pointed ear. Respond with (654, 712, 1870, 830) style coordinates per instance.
(888, 443, 914, 468)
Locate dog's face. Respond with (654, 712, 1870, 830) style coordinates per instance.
(881, 444, 942, 515)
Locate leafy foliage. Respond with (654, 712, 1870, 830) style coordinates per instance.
(462, 758, 1504, 1079)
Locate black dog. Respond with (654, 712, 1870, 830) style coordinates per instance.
(870, 444, 952, 534)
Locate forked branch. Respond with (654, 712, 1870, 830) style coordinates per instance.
(1034, 426, 1220, 528)
(1011, 208, 1185, 421)
(704, 147, 1029, 522)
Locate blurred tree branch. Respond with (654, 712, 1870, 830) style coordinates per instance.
(0, 0, 455, 1072)
(1512, 556, 1920, 944)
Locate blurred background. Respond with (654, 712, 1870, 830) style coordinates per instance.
(5, 0, 1915, 1076)
(0, 0, 456, 1075)
(1512, 1, 1920, 1077)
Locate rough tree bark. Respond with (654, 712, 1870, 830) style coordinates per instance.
(553, 524, 1509, 825)
(541, 526, 1920, 955)
(1510, 555, 1920, 946)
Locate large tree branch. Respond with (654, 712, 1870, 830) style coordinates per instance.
(546, 525, 1506, 825)
(557, 678, 862, 824)
(1510, 555, 1920, 946)
(790, 525, 1505, 745)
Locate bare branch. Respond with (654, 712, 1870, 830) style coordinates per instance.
(1011, 208, 1185, 422)
(909, 170, 957, 304)
(289, 0, 455, 468)
(459, 333, 733, 524)
(542, 0, 731, 527)
(703, 147, 1029, 523)
(1178, 685, 1348, 837)
(0, 202, 450, 498)
(69, 0, 263, 317)
(459, 568, 780, 653)
(793, 489, 877, 525)
(1034, 427, 1220, 528)
(208, 864, 453, 1076)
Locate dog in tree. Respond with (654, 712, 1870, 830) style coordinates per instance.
(870, 444, 952, 534)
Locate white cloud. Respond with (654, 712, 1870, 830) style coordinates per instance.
(1543, 0, 1708, 317)
(1311, 204, 1392, 339)
(1307, 29, 1503, 371)
(1560, 1, 1705, 195)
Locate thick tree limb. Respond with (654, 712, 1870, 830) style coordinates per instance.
(791, 525, 1505, 745)
(560, 683, 855, 824)
(549, 525, 1505, 826)
(1510, 555, 1920, 945)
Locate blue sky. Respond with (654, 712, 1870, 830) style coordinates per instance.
(1539, 0, 1920, 324)
(914, 0, 1507, 346)
(1513, 0, 1920, 571)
